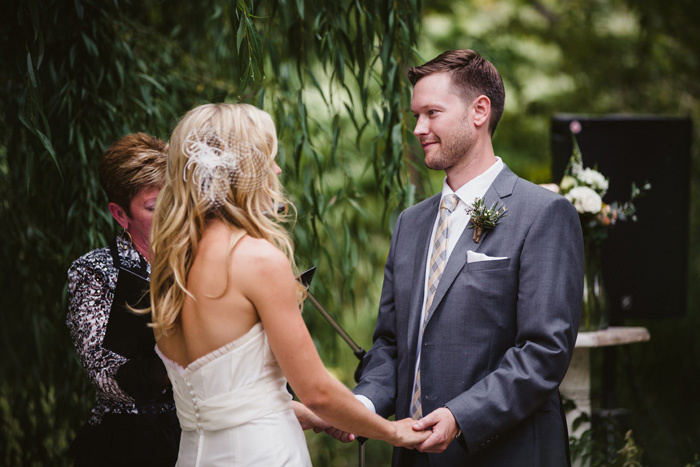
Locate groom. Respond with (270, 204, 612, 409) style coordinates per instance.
(354, 50, 584, 466)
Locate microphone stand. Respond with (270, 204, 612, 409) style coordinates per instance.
(298, 267, 367, 467)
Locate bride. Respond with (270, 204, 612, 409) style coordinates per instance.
(148, 103, 429, 466)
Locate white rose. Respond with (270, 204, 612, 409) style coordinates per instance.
(560, 175, 578, 192)
(539, 183, 560, 193)
(578, 168, 609, 193)
(565, 186, 602, 214)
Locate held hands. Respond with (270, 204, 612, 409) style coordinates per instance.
(411, 407, 460, 453)
(391, 418, 431, 448)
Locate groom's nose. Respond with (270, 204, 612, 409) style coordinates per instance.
(413, 115, 429, 137)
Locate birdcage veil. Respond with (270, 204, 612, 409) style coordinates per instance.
(181, 128, 271, 206)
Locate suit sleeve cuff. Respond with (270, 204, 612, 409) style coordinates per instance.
(444, 404, 468, 453)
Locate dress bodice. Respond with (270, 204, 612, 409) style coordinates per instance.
(156, 322, 292, 433)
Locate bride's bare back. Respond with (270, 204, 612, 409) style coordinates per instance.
(156, 219, 277, 367)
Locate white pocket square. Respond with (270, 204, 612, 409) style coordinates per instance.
(467, 250, 508, 263)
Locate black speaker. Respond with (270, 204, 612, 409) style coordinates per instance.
(551, 115, 692, 322)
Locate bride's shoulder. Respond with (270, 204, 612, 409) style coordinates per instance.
(236, 236, 288, 269)
(201, 220, 290, 273)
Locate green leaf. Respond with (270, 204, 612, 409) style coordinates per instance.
(239, 62, 252, 95)
(115, 60, 125, 85)
(81, 32, 99, 57)
(76, 130, 87, 164)
(138, 73, 167, 93)
(306, 67, 328, 106)
(18, 109, 59, 172)
(236, 14, 246, 52)
(36, 30, 45, 69)
(330, 114, 340, 161)
(297, 92, 308, 136)
(26, 52, 37, 88)
(335, 48, 345, 84)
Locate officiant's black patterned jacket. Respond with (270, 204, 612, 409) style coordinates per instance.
(66, 234, 175, 425)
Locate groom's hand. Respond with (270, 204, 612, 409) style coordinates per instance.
(412, 407, 460, 453)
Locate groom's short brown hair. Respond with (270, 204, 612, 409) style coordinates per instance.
(408, 49, 505, 136)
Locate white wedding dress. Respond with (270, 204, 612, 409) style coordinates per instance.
(156, 322, 312, 466)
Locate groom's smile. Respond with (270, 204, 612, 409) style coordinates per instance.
(411, 72, 477, 173)
(420, 138, 440, 150)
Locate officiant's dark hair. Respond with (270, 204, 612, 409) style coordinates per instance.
(408, 49, 505, 136)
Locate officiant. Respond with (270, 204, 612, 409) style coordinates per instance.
(65, 133, 180, 467)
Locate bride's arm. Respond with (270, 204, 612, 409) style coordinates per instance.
(239, 241, 428, 448)
(292, 401, 355, 443)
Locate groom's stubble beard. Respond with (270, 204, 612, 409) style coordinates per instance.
(423, 113, 475, 172)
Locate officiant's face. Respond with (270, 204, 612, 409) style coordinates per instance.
(411, 72, 476, 171)
(126, 185, 160, 251)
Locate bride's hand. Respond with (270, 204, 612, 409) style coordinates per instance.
(390, 418, 431, 448)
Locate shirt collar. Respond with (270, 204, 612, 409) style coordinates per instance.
(440, 157, 504, 206)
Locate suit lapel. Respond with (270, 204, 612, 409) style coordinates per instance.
(406, 194, 441, 362)
(423, 166, 518, 325)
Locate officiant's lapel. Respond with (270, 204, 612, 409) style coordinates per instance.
(423, 166, 518, 326)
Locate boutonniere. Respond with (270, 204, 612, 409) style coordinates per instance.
(465, 197, 507, 243)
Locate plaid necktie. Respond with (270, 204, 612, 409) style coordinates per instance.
(410, 194, 459, 419)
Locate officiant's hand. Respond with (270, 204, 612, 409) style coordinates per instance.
(391, 418, 431, 448)
(292, 401, 356, 443)
(411, 407, 460, 453)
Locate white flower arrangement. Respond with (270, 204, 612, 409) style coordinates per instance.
(564, 154, 609, 205)
(544, 135, 650, 246)
(565, 186, 603, 215)
(576, 167, 609, 193)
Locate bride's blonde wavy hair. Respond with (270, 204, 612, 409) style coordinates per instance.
(148, 103, 301, 338)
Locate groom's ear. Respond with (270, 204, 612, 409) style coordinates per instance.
(472, 95, 491, 129)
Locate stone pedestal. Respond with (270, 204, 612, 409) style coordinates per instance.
(560, 327, 650, 467)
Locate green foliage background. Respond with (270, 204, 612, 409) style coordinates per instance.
(1, 0, 699, 465)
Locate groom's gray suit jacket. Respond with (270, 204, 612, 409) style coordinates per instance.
(355, 165, 584, 466)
